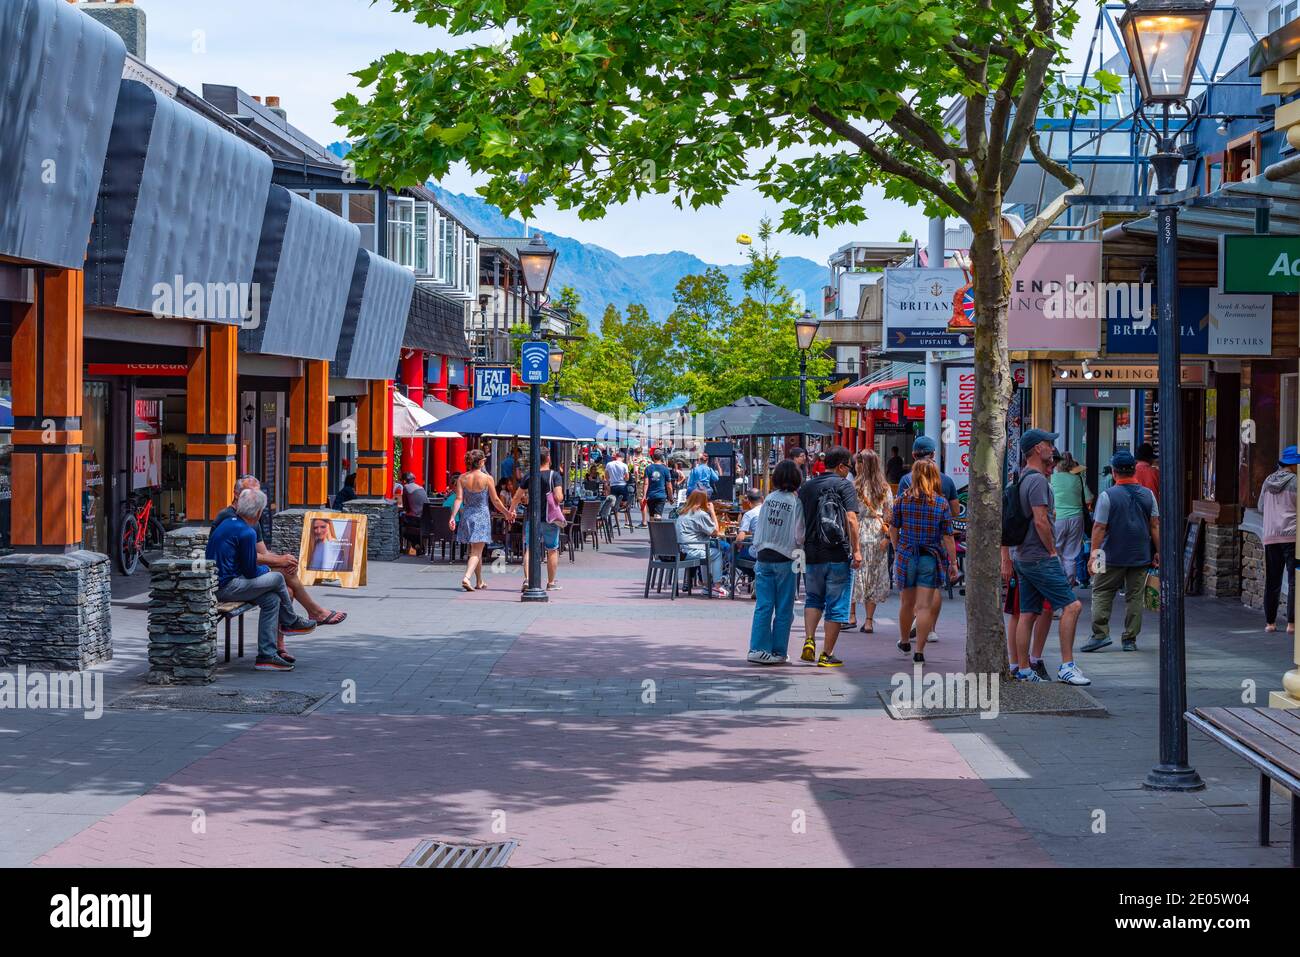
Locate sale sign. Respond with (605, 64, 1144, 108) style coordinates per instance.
(133, 398, 162, 490)
(944, 366, 975, 490)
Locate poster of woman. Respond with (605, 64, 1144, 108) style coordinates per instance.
(297, 511, 368, 588)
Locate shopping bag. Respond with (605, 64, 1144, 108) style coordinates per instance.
(1144, 570, 1161, 611)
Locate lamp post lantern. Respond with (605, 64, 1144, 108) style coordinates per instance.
(794, 310, 821, 417)
(1120, 0, 1214, 792)
(517, 232, 557, 603)
(549, 347, 564, 399)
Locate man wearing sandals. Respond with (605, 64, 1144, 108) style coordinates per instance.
(213, 475, 348, 627)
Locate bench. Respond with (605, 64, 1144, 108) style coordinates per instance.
(1185, 706, 1300, 866)
(216, 601, 254, 663)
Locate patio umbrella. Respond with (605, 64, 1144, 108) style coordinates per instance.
(699, 395, 833, 439)
(559, 399, 643, 445)
(420, 391, 589, 441)
(393, 390, 436, 438)
(419, 394, 466, 439)
(0, 395, 11, 430)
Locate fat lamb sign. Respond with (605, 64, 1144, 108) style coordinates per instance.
(1221, 235, 1300, 294)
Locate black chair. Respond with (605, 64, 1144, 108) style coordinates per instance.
(427, 505, 462, 563)
(598, 496, 616, 543)
(577, 498, 603, 551)
(644, 520, 707, 600)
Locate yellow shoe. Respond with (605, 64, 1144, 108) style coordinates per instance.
(800, 639, 816, 663)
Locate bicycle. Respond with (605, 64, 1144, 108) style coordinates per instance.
(117, 491, 166, 575)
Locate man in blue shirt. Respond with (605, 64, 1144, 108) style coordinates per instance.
(206, 488, 316, 671)
(686, 451, 720, 498)
(642, 450, 675, 518)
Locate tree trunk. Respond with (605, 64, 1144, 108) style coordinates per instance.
(965, 219, 1014, 679)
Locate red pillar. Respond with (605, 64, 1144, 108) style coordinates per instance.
(450, 375, 469, 476)
(431, 356, 449, 491)
(399, 350, 425, 487)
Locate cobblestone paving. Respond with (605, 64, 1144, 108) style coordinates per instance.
(4, 520, 1294, 866)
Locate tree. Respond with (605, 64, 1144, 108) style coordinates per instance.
(599, 302, 675, 408)
(337, 0, 1116, 677)
(553, 288, 636, 414)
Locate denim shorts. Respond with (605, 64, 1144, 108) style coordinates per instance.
(526, 521, 562, 552)
(804, 562, 852, 623)
(901, 553, 940, 589)
(1014, 557, 1077, 615)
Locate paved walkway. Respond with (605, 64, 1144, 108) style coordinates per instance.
(3, 518, 1294, 867)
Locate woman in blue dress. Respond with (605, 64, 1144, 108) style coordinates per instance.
(449, 449, 513, 592)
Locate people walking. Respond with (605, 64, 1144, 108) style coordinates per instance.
(686, 451, 720, 498)
(642, 450, 675, 519)
(510, 447, 567, 592)
(797, 446, 862, 668)
(449, 449, 514, 592)
(896, 435, 959, 641)
(1260, 446, 1300, 633)
(747, 461, 805, 664)
(1009, 429, 1090, 685)
(885, 445, 906, 484)
(1134, 443, 1161, 501)
(675, 490, 728, 597)
(1050, 452, 1093, 586)
(890, 460, 958, 664)
(850, 449, 893, 633)
(1081, 450, 1160, 654)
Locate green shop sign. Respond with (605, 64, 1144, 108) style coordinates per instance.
(1221, 235, 1300, 294)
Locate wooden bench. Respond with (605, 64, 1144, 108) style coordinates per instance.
(216, 601, 254, 663)
(1185, 706, 1300, 866)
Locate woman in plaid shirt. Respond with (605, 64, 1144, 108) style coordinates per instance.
(888, 460, 959, 664)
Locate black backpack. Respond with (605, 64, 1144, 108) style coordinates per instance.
(811, 481, 848, 548)
(1001, 475, 1032, 546)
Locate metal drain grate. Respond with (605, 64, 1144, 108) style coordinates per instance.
(401, 839, 518, 868)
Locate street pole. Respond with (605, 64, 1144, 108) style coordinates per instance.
(799, 349, 808, 417)
(523, 297, 548, 603)
(1145, 125, 1202, 791)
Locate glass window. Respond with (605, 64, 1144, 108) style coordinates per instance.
(314, 191, 344, 216)
(440, 215, 456, 283)
(349, 191, 377, 224)
(414, 203, 431, 274)
(386, 197, 415, 269)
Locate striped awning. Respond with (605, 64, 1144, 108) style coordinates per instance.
(0, 0, 126, 268)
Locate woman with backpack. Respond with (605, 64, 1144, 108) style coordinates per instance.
(889, 459, 958, 664)
(850, 449, 892, 633)
(747, 461, 806, 664)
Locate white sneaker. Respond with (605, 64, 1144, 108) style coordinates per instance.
(1057, 661, 1092, 686)
(747, 650, 774, 664)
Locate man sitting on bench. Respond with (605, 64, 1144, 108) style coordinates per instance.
(214, 475, 347, 626)
(207, 488, 317, 672)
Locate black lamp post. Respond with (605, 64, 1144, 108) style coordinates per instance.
(1118, 0, 1214, 792)
(517, 233, 557, 603)
(794, 310, 821, 417)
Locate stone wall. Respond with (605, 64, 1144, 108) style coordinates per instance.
(344, 498, 400, 562)
(1202, 524, 1242, 598)
(0, 551, 112, 670)
(1241, 530, 1265, 611)
(271, 509, 309, 557)
(147, 559, 218, 685)
(164, 525, 211, 561)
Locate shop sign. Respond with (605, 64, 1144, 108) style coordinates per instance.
(1051, 362, 1207, 387)
(1207, 289, 1271, 355)
(133, 398, 162, 490)
(908, 371, 926, 406)
(1221, 235, 1300, 294)
(1107, 287, 1272, 355)
(87, 363, 188, 377)
(944, 366, 974, 489)
(473, 365, 511, 404)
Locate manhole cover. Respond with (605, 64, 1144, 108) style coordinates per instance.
(401, 839, 518, 868)
(108, 687, 331, 715)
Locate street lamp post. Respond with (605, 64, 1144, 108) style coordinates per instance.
(549, 348, 564, 400)
(794, 310, 821, 417)
(1118, 0, 1216, 791)
(517, 233, 557, 604)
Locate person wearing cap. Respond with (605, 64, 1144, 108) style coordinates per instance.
(896, 435, 960, 640)
(1009, 428, 1091, 685)
(1081, 450, 1160, 654)
(1260, 446, 1300, 633)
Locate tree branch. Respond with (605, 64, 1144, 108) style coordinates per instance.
(889, 100, 978, 200)
(1007, 129, 1082, 269)
(998, 0, 1057, 191)
(808, 105, 974, 219)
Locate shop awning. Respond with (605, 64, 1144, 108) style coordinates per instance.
(86, 79, 274, 318)
(0, 0, 126, 269)
(832, 378, 907, 411)
(404, 284, 471, 358)
(1105, 177, 1300, 244)
(241, 184, 360, 360)
(699, 396, 833, 438)
(331, 248, 416, 380)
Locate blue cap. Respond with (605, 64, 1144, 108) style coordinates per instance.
(1111, 450, 1137, 470)
(1282, 445, 1300, 466)
(912, 436, 937, 456)
(1019, 428, 1059, 455)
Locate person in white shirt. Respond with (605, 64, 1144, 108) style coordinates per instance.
(735, 489, 764, 561)
(747, 461, 806, 664)
(605, 451, 631, 511)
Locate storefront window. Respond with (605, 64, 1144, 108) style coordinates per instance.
(83, 381, 111, 555)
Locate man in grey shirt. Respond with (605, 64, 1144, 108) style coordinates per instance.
(401, 472, 429, 555)
(1010, 429, 1090, 686)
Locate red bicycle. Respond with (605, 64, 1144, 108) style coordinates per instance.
(117, 492, 166, 575)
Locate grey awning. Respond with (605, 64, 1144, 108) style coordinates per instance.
(240, 185, 359, 360)
(333, 249, 416, 380)
(1106, 178, 1300, 244)
(404, 284, 470, 358)
(86, 79, 273, 318)
(0, 0, 126, 268)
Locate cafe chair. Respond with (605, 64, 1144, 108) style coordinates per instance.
(427, 506, 462, 563)
(645, 520, 709, 600)
(598, 495, 617, 543)
(729, 550, 756, 600)
(578, 498, 604, 551)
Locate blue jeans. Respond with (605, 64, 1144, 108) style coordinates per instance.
(750, 560, 797, 656)
(804, 561, 853, 624)
(683, 543, 724, 585)
(217, 571, 298, 660)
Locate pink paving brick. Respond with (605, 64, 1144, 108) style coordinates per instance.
(36, 713, 1051, 868)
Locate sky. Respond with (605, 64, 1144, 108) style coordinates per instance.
(136, 0, 1106, 266)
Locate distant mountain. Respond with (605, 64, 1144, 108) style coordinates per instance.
(423, 181, 827, 323)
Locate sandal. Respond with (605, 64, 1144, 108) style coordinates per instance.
(477, 582, 487, 590)
(860, 619, 873, 633)
(317, 610, 347, 626)
(461, 579, 475, 593)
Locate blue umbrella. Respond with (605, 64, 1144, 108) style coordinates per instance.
(542, 398, 606, 441)
(420, 392, 587, 441)
(0, 395, 11, 430)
